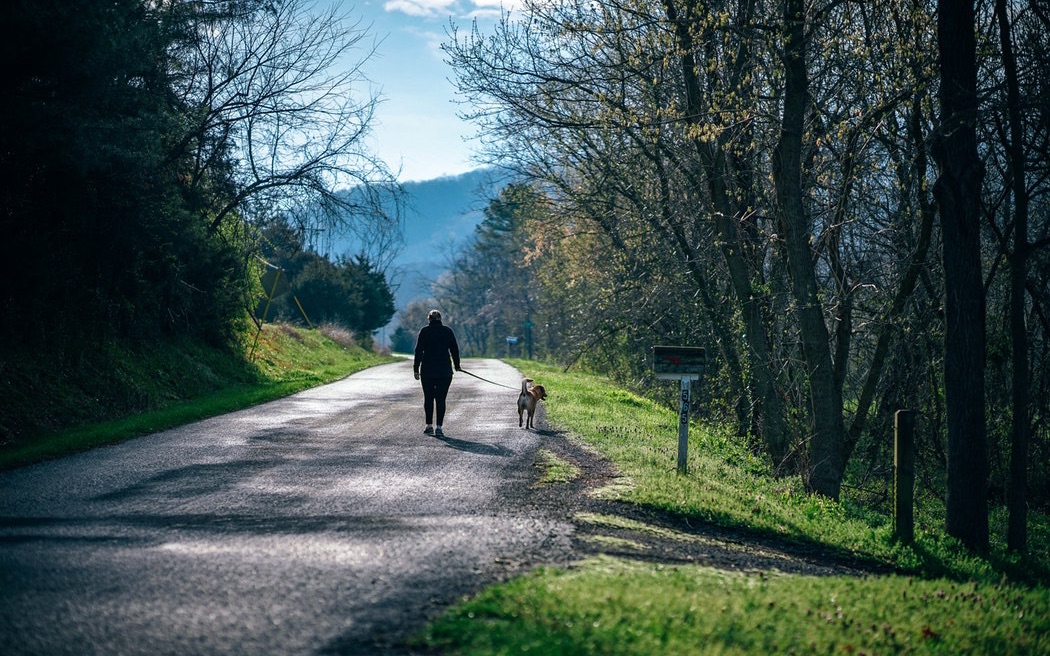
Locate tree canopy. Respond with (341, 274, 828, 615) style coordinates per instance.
(0, 0, 399, 354)
(258, 216, 396, 336)
(438, 0, 1050, 551)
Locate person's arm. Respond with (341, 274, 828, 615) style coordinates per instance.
(414, 327, 426, 379)
(449, 328, 461, 371)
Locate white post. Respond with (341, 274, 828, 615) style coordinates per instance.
(678, 377, 691, 474)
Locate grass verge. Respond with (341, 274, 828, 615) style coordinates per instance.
(0, 322, 395, 469)
(421, 556, 1049, 655)
(417, 360, 1050, 655)
(534, 448, 582, 486)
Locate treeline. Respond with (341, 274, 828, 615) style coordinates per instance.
(0, 1, 399, 439)
(258, 218, 395, 340)
(435, 0, 1050, 553)
(0, 0, 398, 356)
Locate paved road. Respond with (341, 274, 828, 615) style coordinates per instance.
(0, 359, 571, 655)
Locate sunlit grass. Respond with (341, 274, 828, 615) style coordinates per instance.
(535, 448, 582, 486)
(420, 556, 1050, 656)
(416, 360, 1050, 655)
(514, 362, 888, 561)
(509, 360, 1050, 582)
(0, 323, 395, 469)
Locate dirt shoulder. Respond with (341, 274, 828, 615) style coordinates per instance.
(518, 423, 893, 579)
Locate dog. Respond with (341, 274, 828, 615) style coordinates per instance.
(517, 378, 547, 430)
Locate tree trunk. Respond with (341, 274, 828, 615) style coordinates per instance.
(935, 0, 989, 553)
(995, 0, 1030, 553)
(771, 0, 846, 499)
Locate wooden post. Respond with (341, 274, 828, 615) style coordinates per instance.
(894, 409, 915, 545)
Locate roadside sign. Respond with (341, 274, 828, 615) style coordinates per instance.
(653, 345, 706, 380)
(653, 345, 708, 474)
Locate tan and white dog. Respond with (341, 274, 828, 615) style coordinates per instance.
(517, 378, 547, 430)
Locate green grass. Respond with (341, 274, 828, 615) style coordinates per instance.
(417, 360, 1050, 655)
(421, 557, 1049, 655)
(0, 322, 395, 469)
(535, 448, 582, 486)
(507, 361, 1050, 581)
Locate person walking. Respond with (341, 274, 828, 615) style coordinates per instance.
(413, 309, 461, 436)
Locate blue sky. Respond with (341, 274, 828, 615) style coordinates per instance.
(327, 0, 510, 182)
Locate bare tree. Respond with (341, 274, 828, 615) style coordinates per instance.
(163, 0, 402, 256)
(988, 0, 1050, 553)
(768, 0, 847, 498)
(446, 0, 1050, 524)
(659, 0, 793, 468)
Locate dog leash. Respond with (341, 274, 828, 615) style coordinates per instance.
(457, 368, 519, 390)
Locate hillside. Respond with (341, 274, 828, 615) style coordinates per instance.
(390, 168, 505, 309)
(0, 324, 393, 458)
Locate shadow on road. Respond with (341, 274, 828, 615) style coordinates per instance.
(432, 434, 515, 457)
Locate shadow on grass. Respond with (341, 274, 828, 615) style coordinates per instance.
(628, 483, 1050, 587)
(904, 539, 1050, 588)
(538, 426, 1050, 587)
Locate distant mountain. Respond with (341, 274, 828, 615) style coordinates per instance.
(396, 168, 499, 268)
(327, 167, 507, 337)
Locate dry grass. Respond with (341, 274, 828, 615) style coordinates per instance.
(318, 322, 358, 348)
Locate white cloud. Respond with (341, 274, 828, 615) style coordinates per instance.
(471, 0, 525, 14)
(383, 0, 520, 19)
(383, 0, 458, 18)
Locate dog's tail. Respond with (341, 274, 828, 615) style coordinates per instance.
(521, 378, 533, 393)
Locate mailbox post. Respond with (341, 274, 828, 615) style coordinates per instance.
(653, 346, 706, 474)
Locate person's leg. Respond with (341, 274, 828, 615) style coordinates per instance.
(433, 377, 453, 427)
(421, 378, 436, 427)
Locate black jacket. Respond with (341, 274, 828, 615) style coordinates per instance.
(413, 320, 461, 378)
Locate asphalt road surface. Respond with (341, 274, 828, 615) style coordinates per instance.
(0, 358, 572, 655)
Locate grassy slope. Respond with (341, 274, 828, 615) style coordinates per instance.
(419, 360, 1050, 655)
(0, 323, 395, 469)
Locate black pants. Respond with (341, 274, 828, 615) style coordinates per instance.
(420, 376, 452, 425)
